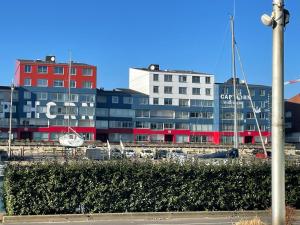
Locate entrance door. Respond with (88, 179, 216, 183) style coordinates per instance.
(20, 132, 32, 140)
(96, 133, 108, 142)
(164, 134, 173, 143)
(244, 136, 253, 144)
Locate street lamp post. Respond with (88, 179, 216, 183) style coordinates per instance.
(8, 83, 15, 158)
(261, 1, 289, 224)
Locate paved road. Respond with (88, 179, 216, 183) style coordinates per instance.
(4, 212, 300, 225)
(3, 217, 274, 225)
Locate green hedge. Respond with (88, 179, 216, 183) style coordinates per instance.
(3, 161, 300, 215)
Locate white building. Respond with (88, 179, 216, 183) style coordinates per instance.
(129, 64, 214, 106)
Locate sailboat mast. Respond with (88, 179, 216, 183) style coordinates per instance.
(230, 16, 238, 149)
(67, 53, 72, 132)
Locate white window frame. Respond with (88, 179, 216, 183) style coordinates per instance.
(37, 79, 48, 87)
(53, 80, 64, 87)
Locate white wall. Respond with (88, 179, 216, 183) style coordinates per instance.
(129, 68, 215, 106)
(129, 68, 150, 95)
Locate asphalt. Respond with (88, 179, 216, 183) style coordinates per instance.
(3, 210, 300, 224)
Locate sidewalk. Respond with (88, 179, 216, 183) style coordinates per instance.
(0, 211, 279, 223)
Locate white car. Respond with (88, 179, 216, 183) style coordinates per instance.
(167, 149, 186, 160)
(140, 149, 155, 159)
(124, 149, 136, 158)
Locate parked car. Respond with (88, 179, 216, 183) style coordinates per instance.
(111, 148, 123, 159)
(140, 149, 155, 159)
(167, 149, 186, 160)
(124, 149, 136, 159)
(155, 149, 168, 159)
(85, 147, 108, 160)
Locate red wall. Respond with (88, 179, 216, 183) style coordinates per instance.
(16, 61, 97, 89)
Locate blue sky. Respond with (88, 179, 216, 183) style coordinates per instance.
(0, 0, 299, 98)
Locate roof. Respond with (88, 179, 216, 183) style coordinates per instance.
(17, 59, 94, 67)
(215, 77, 271, 88)
(287, 94, 300, 104)
(133, 67, 213, 76)
(0, 85, 19, 90)
(97, 88, 148, 96)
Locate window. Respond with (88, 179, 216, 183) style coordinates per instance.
(246, 124, 256, 131)
(109, 121, 133, 128)
(97, 96, 107, 103)
(164, 74, 172, 82)
(112, 96, 119, 103)
(153, 74, 159, 81)
(153, 86, 159, 93)
(179, 99, 189, 107)
(50, 93, 65, 102)
(110, 109, 134, 117)
(23, 105, 31, 113)
(123, 97, 133, 104)
(258, 112, 266, 119)
(260, 89, 265, 96)
(285, 111, 292, 118)
(80, 94, 95, 102)
(222, 87, 229, 94)
(135, 122, 150, 129)
(79, 107, 95, 116)
(24, 78, 31, 86)
(250, 89, 255, 97)
(138, 98, 149, 105)
(37, 65, 47, 73)
(69, 94, 78, 102)
(54, 66, 64, 74)
(70, 80, 76, 88)
(25, 65, 32, 73)
(205, 88, 211, 96)
(179, 75, 187, 83)
(82, 68, 92, 76)
(150, 123, 163, 130)
(179, 87, 187, 94)
(37, 79, 48, 87)
(175, 123, 189, 130)
(164, 98, 172, 105)
(96, 108, 109, 117)
(53, 80, 63, 87)
(246, 112, 255, 119)
(82, 81, 92, 88)
(37, 92, 47, 100)
(36, 106, 47, 113)
(164, 123, 174, 129)
(70, 67, 76, 75)
(175, 111, 189, 119)
(153, 98, 159, 105)
(135, 134, 149, 142)
(24, 91, 31, 99)
(136, 110, 150, 118)
(164, 86, 172, 94)
(205, 77, 211, 84)
(192, 76, 200, 83)
(192, 88, 201, 95)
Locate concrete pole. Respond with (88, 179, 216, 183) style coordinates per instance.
(8, 83, 14, 158)
(272, 0, 285, 224)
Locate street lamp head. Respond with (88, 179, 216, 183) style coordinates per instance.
(261, 14, 274, 26)
(284, 9, 290, 25)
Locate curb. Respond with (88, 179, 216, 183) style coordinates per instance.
(2, 210, 276, 223)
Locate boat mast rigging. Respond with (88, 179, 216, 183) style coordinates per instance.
(230, 16, 238, 149)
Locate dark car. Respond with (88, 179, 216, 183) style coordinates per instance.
(155, 149, 168, 159)
(196, 148, 239, 159)
(111, 148, 123, 159)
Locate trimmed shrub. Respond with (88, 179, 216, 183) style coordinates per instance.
(3, 160, 300, 215)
